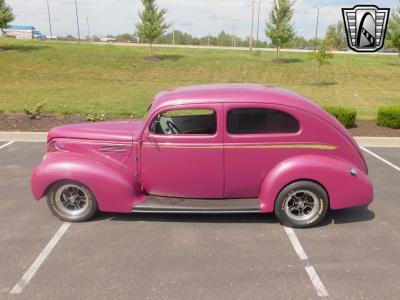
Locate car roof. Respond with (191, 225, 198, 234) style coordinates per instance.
(151, 84, 323, 115)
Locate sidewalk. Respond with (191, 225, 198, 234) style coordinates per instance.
(1, 131, 400, 147)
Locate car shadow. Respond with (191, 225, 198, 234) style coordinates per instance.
(93, 212, 278, 224)
(314, 206, 375, 228)
(92, 206, 375, 226)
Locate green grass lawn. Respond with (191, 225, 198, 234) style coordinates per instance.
(0, 39, 399, 119)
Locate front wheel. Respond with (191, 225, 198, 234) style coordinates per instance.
(47, 181, 98, 222)
(274, 181, 329, 228)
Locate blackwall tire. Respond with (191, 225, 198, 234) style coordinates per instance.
(47, 181, 98, 222)
(274, 181, 329, 228)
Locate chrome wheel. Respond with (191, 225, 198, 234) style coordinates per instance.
(54, 184, 90, 216)
(284, 190, 320, 222)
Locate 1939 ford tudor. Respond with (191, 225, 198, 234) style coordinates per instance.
(31, 84, 373, 227)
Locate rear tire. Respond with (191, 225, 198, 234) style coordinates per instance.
(274, 181, 328, 228)
(47, 181, 98, 222)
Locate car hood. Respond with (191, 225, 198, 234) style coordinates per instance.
(48, 120, 143, 143)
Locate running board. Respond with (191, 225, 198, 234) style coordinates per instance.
(132, 196, 261, 214)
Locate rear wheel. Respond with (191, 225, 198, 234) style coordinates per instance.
(47, 181, 98, 222)
(274, 181, 328, 228)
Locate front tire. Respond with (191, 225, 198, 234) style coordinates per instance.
(274, 181, 328, 228)
(47, 181, 98, 222)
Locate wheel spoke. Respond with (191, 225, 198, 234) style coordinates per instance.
(55, 184, 90, 216)
(285, 189, 320, 221)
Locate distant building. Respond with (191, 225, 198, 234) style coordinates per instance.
(100, 37, 116, 42)
(4, 25, 46, 40)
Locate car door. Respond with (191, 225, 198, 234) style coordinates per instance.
(223, 103, 301, 198)
(140, 103, 224, 198)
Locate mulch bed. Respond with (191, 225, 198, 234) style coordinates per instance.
(0, 113, 87, 132)
(0, 113, 399, 137)
(347, 120, 400, 137)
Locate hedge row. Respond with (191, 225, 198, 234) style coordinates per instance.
(377, 105, 400, 129)
(324, 105, 400, 130)
(324, 105, 357, 129)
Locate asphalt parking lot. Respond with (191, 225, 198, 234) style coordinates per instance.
(1, 141, 399, 299)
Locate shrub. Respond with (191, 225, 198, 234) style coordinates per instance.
(377, 105, 400, 129)
(86, 112, 106, 122)
(324, 105, 357, 128)
(24, 101, 46, 119)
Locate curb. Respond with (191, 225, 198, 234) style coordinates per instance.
(1, 132, 400, 147)
(0, 132, 47, 142)
(354, 137, 400, 148)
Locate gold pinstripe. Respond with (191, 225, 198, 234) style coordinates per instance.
(143, 144, 337, 150)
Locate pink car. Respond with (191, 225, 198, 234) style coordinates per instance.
(31, 84, 373, 228)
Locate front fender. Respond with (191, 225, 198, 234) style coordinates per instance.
(31, 153, 143, 213)
(259, 155, 373, 213)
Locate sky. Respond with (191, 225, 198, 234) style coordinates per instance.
(6, 0, 398, 40)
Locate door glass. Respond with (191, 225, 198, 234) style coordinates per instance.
(150, 109, 216, 135)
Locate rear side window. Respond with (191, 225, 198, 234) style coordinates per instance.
(227, 108, 300, 134)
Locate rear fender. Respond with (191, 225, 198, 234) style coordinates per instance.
(31, 153, 143, 213)
(259, 155, 373, 212)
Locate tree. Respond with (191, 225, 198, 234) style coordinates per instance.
(325, 21, 346, 50)
(387, 1, 400, 63)
(265, 0, 295, 58)
(0, 0, 14, 34)
(136, 0, 169, 56)
(309, 41, 334, 84)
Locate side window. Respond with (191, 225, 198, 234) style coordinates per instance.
(227, 108, 300, 134)
(150, 109, 217, 135)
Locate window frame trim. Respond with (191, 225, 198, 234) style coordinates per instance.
(146, 104, 220, 138)
(226, 106, 301, 136)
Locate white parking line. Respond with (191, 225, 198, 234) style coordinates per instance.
(361, 147, 400, 172)
(10, 222, 71, 294)
(283, 226, 329, 297)
(0, 141, 15, 150)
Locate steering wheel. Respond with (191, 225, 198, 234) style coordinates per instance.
(166, 121, 181, 134)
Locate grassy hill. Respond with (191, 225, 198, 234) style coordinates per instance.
(0, 39, 399, 119)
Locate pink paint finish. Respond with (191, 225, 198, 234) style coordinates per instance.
(259, 155, 373, 213)
(31, 84, 373, 215)
(48, 120, 143, 143)
(31, 151, 143, 213)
